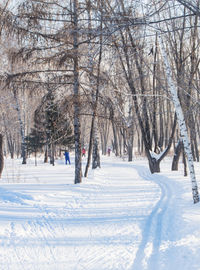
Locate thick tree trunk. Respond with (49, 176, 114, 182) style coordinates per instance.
(172, 139, 183, 171)
(148, 157, 160, 173)
(128, 145, 133, 162)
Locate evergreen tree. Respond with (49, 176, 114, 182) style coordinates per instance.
(25, 129, 45, 166)
(34, 88, 74, 165)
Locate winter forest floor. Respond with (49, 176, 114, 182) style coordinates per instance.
(0, 155, 200, 270)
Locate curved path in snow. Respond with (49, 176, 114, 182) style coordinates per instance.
(131, 165, 173, 270)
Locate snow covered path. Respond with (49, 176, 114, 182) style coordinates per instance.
(0, 156, 200, 269)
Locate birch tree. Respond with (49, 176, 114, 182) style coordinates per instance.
(159, 34, 199, 204)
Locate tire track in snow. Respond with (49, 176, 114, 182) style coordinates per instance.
(131, 165, 172, 270)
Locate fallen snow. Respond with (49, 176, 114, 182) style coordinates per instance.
(0, 155, 200, 270)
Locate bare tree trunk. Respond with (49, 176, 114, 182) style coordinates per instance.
(127, 133, 134, 162)
(183, 149, 187, 177)
(92, 120, 100, 169)
(159, 35, 199, 204)
(84, 120, 93, 177)
(50, 143, 55, 166)
(44, 144, 48, 163)
(99, 115, 110, 155)
(85, 3, 102, 176)
(111, 117, 119, 156)
(13, 87, 26, 164)
(172, 139, 183, 171)
(34, 151, 37, 167)
(73, 0, 82, 184)
(6, 133, 14, 159)
(2, 113, 14, 159)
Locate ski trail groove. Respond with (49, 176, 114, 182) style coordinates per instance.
(131, 166, 172, 270)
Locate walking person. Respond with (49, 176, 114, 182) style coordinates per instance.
(64, 151, 71, 164)
(82, 147, 86, 157)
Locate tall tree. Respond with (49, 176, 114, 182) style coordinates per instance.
(159, 34, 199, 204)
(73, 0, 82, 183)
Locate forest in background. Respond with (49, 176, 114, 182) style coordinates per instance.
(0, 0, 200, 202)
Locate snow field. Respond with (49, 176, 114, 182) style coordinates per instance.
(0, 156, 200, 269)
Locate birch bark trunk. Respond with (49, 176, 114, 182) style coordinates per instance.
(159, 35, 199, 203)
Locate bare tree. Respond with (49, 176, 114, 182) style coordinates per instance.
(159, 34, 199, 204)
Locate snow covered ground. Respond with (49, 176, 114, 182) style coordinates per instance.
(0, 155, 200, 270)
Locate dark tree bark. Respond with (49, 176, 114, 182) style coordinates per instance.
(172, 139, 183, 171)
(44, 144, 48, 163)
(92, 121, 101, 169)
(84, 1, 102, 177)
(183, 149, 187, 177)
(73, 0, 82, 184)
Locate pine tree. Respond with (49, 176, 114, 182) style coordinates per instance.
(34, 88, 74, 165)
(25, 129, 45, 166)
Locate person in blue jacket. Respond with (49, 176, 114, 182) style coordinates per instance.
(64, 151, 70, 164)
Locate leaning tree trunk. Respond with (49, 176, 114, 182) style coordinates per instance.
(0, 134, 4, 178)
(84, 115, 95, 177)
(159, 34, 199, 204)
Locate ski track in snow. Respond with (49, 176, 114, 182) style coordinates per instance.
(131, 165, 172, 270)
